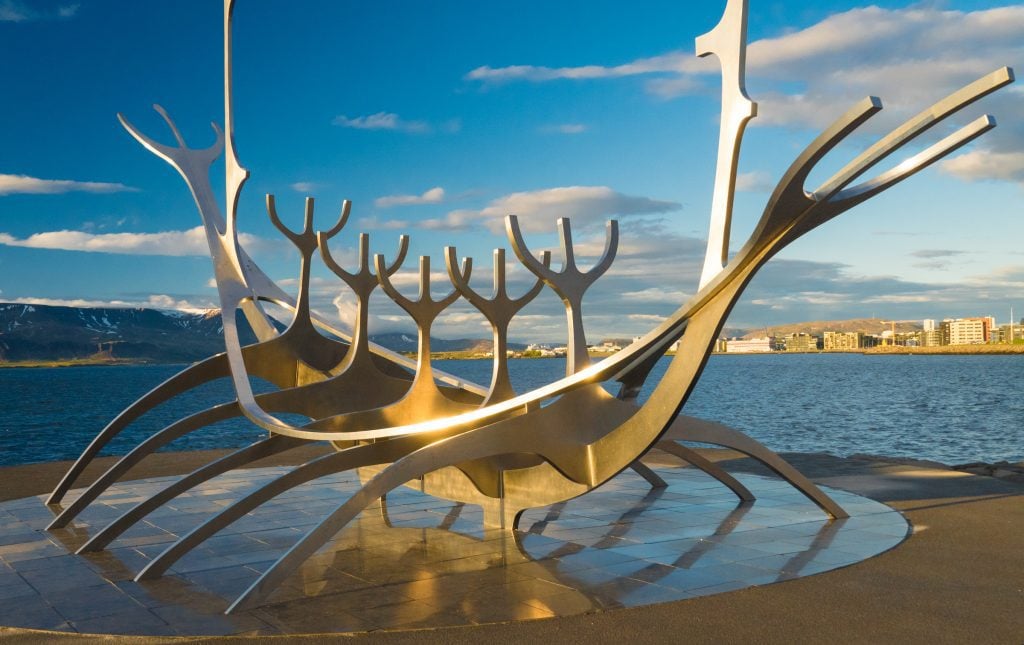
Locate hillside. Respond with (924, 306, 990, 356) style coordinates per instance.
(0, 303, 263, 363)
(739, 318, 923, 339)
(0, 303, 524, 364)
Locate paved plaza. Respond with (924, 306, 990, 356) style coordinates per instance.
(0, 459, 903, 636)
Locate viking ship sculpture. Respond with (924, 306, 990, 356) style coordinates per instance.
(44, 0, 1012, 614)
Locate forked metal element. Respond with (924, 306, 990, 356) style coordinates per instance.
(45, 0, 1013, 615)
(318, 214, 409, 378)
(445, 247, 550, 403)
(507, 216, 618, 376)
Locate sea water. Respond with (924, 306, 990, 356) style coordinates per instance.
(0, 354, 1020, 467)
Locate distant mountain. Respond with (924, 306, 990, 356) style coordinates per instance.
(739, 318, 923, 339)
(0, 303, 522, 363)
(0, 303, 264, 363)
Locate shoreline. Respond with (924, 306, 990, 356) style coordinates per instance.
(5, 344, 1024, 368)
(713, 344, 1024, 356)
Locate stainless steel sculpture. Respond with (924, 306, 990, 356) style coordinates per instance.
(45, 0, 1013, 614)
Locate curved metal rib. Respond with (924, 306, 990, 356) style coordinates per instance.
(661, 416, 847, 519)
(812, 67, 1012, 203)
(225, 438, 536, 612)
(76, 435, 305, 554)
(48, 401, 242, 529)
(135, 434, 449, 580)
(47, 351, 232, 505)
(652, 438, 754, 502)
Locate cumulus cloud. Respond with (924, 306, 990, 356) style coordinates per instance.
(0, 174, 136, 196)
(939, 150, 1024, 184)
(421, 186, 680, 233)
(0, 226, 270, 256)
(375, 187, 445, 208)
(332, 112, 430, 133)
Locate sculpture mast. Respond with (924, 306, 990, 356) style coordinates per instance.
(697, 0, 757, 289)
(224, 0, 249, 241)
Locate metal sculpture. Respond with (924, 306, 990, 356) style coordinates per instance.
(44, 0, 1012, 615)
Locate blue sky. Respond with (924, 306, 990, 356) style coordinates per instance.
(0, 0, 1021, 342)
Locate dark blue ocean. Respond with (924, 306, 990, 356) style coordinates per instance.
(0, 354, 1020, 467)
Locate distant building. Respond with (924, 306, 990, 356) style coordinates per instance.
(920, 328, 943, 347)
(784, 333, 820, 352)
(724, 337, 773, 353)
(941, 317, 993, 345)
(823, 331, 862, 350)
(922, 319, 936, 332)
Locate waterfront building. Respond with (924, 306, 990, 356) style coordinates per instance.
(823, 331, 863, 350)
(724, 337, 773, 353)
(941, 317, 993, 345)
(784, 333, 820, 352)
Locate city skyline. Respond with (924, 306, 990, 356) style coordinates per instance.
(0, 1, 1021, 343)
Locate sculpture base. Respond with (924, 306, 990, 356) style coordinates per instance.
(1, 463, 906, 636)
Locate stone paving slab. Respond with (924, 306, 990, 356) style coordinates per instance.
(0, 463, 905, 637)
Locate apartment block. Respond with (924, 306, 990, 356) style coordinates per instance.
(724, 337, 774, 353)
(784, 333, 820, 352)
(941, 317, 993, 345)
(823, 331, 863, 350)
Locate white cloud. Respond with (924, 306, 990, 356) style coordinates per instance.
(332, 112, 430, 133)
(0, 174, 137, 196)
(540, 123, 588, 135)
(734, 171, 773, 193)
(7, 294, 214, 313)
(466, 51, 708, 84)
(939, 150, 1024, 184)
(621, 287, 689, 303)
(290, 181, 318, 193)
(375, 187, 445, 208)
(0, 226, 270, 256)
(421, 186, 680, 233)
(356, 216, 409, 231)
